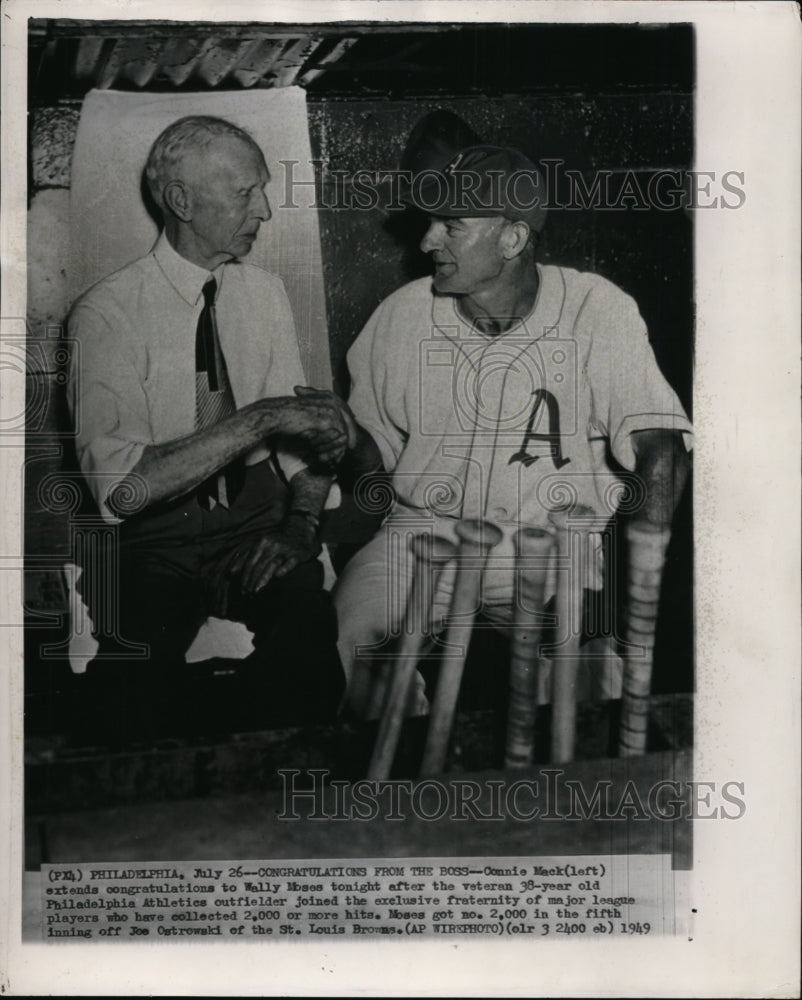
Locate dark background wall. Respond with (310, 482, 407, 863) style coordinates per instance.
(307, 94, 693, 404)
(24, 21, 694, 688)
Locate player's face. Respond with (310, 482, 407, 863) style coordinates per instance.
(420, 215, 508, 295)
(185, 136, 270, 268)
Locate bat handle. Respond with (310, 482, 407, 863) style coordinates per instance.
(420, 518, 503, 777)
(618, 520, 671, 757)
(547, 505, 605, 763)
(505, 526, 555, 768)
(367, 533, 457, 780)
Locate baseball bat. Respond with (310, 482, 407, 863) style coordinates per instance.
(618, 520, 671, 757)
(504, 526, 556, 768)
(420, 518, 503, 777)
(548, 505, 602, 763)
(367, 533, 457, 781)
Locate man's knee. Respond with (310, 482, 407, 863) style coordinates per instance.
(266, 557, 325, 594)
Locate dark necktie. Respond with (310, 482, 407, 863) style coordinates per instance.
(195, 277, 243, 508)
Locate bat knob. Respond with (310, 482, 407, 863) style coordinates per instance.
(455, 518, 503, 550)
(409, 532, 458, 565)
(514, 525, 555, 557)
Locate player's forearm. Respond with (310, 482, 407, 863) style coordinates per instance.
(286, 467, 333, 519)
(632, 429, 690, 526)
(348, 423, 385, 475)
(115, 398, 301, 510)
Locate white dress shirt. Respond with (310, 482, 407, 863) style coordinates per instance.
(68, 231, 309, 521)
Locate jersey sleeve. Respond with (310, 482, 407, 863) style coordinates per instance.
(584, 284, 693, 471)
(346, 299, 409, 472)
(67, 302, 150, 522)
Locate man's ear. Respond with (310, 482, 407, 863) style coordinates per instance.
(163, 180, 193, 222)
(500, 220, 531, 260)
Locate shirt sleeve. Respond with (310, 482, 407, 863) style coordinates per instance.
(260, 276, 308, 395)
(252, 273, 332, 487)
(67, 301, 150, 523)
(264, 282, 342, 509)
(346, 300, 408, 471)
(584, 283, 693, 471)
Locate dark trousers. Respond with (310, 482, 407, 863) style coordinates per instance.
(75, 462, 344, 743)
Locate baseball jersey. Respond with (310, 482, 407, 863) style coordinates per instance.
(346, 266, 692, 530)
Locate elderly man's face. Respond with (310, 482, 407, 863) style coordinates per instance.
(183, 135, 270, 268)
(420, 215, 508, 296)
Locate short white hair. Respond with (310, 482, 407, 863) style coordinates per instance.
(145, 115, 264, 212)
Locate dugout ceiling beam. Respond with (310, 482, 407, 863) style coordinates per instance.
(28, 21, 694, 103)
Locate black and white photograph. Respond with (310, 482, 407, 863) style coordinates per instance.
(2, 1, 800, 995)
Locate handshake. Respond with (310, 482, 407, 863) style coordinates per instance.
(263, 385, 361, 469)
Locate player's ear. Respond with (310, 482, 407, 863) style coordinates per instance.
(500, 220, 531, 260)
(163, 179, 193, 222)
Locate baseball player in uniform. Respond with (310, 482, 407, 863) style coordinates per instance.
(305, 122, 693, 718)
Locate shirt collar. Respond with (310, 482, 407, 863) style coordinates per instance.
(152, 230, 224, 307)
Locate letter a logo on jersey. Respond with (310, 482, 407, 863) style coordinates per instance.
(508, 389, 570, 469)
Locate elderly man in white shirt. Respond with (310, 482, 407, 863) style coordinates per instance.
(67, 115, 350, 743)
